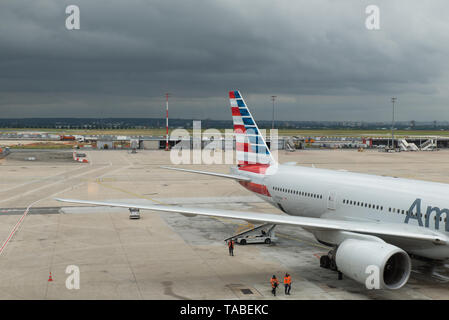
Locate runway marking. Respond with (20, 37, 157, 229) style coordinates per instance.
(0, 165, 84, 194)
(0, 162, 130, 258)
(0, 199, 41, 256)
(94, 179, 165, 205)
(0, 164, 111, 204)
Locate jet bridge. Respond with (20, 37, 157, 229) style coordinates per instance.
(224, 224, 277, 245)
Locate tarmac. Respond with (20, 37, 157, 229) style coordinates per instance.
(1, 148, 449, 299)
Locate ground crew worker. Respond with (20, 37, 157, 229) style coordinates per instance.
(284, 273, 292, 295)
(270, 275, 279, 296)
(228, 239, 235, 256)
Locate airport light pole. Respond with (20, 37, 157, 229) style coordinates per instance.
(271, 96, 277, 130)
(165, 93, 171, 151)
(391, 97, 397, 149)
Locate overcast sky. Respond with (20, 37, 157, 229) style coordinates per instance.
(1, 0, 448, 121)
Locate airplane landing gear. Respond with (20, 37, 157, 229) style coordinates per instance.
(320, 248, 342, 279)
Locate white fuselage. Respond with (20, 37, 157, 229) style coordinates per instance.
(232, 164, 449, 261)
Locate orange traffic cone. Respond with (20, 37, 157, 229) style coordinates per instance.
(48, 272, 53, 282)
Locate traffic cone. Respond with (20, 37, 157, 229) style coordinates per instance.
(48, 272, 53, 282)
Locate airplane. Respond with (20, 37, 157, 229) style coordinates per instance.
(57, 90, 449, 290)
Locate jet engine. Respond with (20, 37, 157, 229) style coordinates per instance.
(335, 239, 411, 289)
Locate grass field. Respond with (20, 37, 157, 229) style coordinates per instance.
(1, 128, 449, 137)
(8, 142, 76, 149)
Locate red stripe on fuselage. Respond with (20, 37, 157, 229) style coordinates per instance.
(238, 163, 270, 174)
(239, 181, 271, 197)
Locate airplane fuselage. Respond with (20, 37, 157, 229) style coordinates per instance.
(232, 164, 449, 261)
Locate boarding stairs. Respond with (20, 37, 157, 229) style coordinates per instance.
(420, 139, 437, 151)
(398, 139, 419, 152)
(224, 224, 276, 243)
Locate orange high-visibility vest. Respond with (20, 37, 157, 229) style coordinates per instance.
(284, 276, 291, 285)
(228, 240, 234, 248)
(270, 278, 279, 288)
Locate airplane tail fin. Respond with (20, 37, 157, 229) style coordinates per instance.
(229, 90, 275, 166)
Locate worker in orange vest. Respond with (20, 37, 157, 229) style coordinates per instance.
(228, 239, 235, 256)
(284, 273, 292, 295)
(270, 275, 279, 296)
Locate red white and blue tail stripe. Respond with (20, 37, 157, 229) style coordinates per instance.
(229, 90, 274, 165)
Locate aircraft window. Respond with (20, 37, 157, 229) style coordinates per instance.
(402, 210, 405, 214)
(381, 206, 383, 210)
(376, 205, 379, 210)
(389, 208, 391, 212)
(343, 200, 346, 204)
(440, 217, 442, 221)
(364, 203, 367, 207)
(368, 204, 371, 208)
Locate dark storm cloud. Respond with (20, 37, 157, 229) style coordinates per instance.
(0, 0, 449, 120)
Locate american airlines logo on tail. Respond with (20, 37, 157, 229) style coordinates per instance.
(229, 90, 275, 165)
(405, 198, 449, 231)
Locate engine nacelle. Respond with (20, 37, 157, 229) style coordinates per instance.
(335, 239, 411, 289)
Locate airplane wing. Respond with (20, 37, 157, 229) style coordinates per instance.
(160, 166, 251, 181)
(55, 198, 448, 245)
